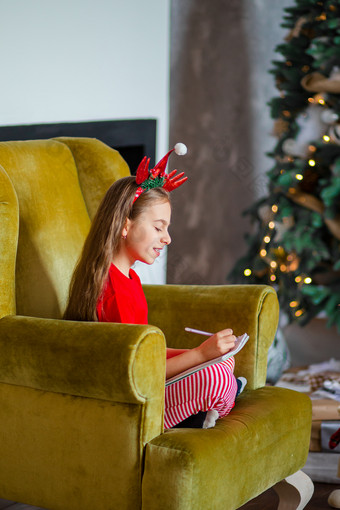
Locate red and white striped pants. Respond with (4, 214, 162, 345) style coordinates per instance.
(164, 357, 237, 429)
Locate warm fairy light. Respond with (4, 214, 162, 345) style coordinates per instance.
(295, 173, 303, 180)
(244, 269, 252, 276)
(283, 110, 291, 118)
(287, 254, 294, 261)
(323, 135, 330, 142)
(302, 65, 310, 73)
(308, 159, 316, 167)
(280, 264, 287, 272)
(269, 221, 275, 229)
(308, 97, 315, 104)
(264, 236, 271, 243)
(295, 309, 304, 317)
(260, 249, 267, 257)
(316, 12, 327, 21)
(318, 98, 325, 105)
(290, 301, 299, 308)
(309, 145, 317, 152)
(272, 204, 278, 213)
(295, 276, 302, 283)
(304, 277, 312, 284)
(270, 261, 277, 269)
(270, 274, 276, 282)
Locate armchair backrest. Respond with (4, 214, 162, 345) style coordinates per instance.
(0, 137, 130, 319)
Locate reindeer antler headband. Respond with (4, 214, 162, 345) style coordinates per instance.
(133, 143, 188, 203)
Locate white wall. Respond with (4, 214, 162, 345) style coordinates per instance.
(0, 0, 170, 283)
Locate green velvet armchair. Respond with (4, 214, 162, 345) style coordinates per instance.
(0, 137, 313, 510)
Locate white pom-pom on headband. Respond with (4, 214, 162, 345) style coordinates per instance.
(133, 143, 188, 203)
(174, 142, 187, 156)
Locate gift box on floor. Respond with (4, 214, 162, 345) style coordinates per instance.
(304, 399, 340, 483)
(321, 421, 340, 453)
(312, 399, 340, 421)
(310, 420, 340, 452)
(302, 452, 340, 483)
(310, 399, 340, 452)
(276, 364, 340, 483)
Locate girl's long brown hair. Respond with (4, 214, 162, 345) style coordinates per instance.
(63, 176, 170, 321)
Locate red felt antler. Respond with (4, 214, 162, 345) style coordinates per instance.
(163, 170, 188, 191)
(136, 157, 150, 185)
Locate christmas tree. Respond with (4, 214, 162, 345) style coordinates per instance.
(230, 0, 340, 332)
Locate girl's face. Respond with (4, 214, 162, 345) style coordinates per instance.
(123, 200, 171, 265)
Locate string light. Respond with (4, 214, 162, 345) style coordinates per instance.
(280, 264, 287, 272)
(295, 173, 303, 180)
(260, 249, 267, 257)
(269, 221, 275, 229)
(272, 205, 278, 213)
(308, 159, 316, 167)
(270, 261, 277, 269)
(270, 275, 276, 282)
(323, 135, 330, 142)
(283, 110, 291, 118)
(308, 97, 315, 104)
(290, 301, 299, 308)
(309, 145, 317, 152)
(302, 65, 310, 73)
(264, 236, 271, 243)
(295, 309, 304, 317)
(244, 269, 252, 276)
(295, 276, 302, 283)
(304, 277, 312, 284)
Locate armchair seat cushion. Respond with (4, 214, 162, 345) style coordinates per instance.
(142, 386, 312, 510)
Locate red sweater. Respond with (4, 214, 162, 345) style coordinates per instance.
(96, 264, 148, 324)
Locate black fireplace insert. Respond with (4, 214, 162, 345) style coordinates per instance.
(0, 119, 157, 175)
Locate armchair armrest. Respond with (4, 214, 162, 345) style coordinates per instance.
(0, 315, 166, 405)
(143, 284, 279, 389)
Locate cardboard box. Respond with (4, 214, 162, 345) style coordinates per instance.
(312, 399, 340, 421)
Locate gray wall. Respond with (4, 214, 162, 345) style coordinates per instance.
(168, 0, 293, 285)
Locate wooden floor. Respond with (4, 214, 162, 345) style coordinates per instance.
(0, 483, 338, 509)
(239, 482, 340, 510)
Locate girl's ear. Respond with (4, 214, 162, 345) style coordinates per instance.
(122, 218, 132, 237)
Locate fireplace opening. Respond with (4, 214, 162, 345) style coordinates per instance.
(0, 119, 157, 174)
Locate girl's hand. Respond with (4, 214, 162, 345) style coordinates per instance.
(194, 329, 236, 363)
